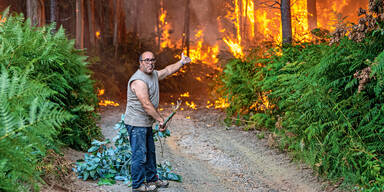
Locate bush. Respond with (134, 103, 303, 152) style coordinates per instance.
(221, 36, 384, 190)
(0, 10, 101, 150)
(0, 68, 71, 191)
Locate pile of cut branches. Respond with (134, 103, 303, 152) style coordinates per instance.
(75, 103, 182, 186)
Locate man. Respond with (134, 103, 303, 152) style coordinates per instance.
(124, 51, 191, 192)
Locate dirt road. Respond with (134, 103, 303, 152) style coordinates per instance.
(53, 105, 332, 192)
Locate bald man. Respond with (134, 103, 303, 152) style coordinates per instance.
(124, 51, 191, 192)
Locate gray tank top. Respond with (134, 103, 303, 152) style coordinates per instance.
(124, 70, 159, 127)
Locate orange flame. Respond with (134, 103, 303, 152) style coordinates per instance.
(159, 3, 172, 50)
(95, 31, 101, 39)
(221, 0, 244, 58)
(0, 15, 6, 24)
(185, 101, 197, 110)
(98, 89, 105, 96)
(214, 97, 230, 109)
(180, 92, 190, 97)
(99, 100, 120, 107)
(97, 89, 119, 107)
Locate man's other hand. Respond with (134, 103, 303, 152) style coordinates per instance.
(180, 53, 191, 65)
(159, 121, 167, 132)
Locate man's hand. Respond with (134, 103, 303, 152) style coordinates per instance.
(158, 53, 192, 80)
(180, 53, 191, 65)
(159, 119, 167, 132)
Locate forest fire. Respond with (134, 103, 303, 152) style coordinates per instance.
(153, 0, 368, 112)
(97, 89, 119, 107)
(217, 0, 368, 56)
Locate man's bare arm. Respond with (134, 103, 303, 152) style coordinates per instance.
(131, 80, 164, 124)
(158, 53, 191, 80)
(157, 61, 183, 80)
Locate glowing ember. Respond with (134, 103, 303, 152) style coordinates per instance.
(195, 77, 202, 81)
(249, 91, 274, 111)
(99, 100, 119, 107)
(95, 31, 101, 39)
(214, 97, 230, 109)
(180, 92, 190, 97)
(97, 89, 119, 107)
(98, 89, 105, 96)
(206, 100, 214, 109)
(0, 15, 6, 23)
(185, 101, 197, 110)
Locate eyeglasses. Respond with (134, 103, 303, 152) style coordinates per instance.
(141, 58, 156, 63)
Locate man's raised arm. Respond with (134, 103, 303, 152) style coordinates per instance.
(158, 53, 191, 80)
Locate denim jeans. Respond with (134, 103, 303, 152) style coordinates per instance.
(126, 124, 158, 189)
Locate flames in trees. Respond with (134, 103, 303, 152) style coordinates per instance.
(155, 0, 368, 111)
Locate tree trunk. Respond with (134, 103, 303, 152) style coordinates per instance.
(113, 0, 120, 57)
(76, 0, 84, 49)
(244, 0, 249, 39)
(49, 0, 56, 23)
(87, 0, 95, 47)
(39, 0, 45, 26)
(281, 0, 292, 44)
(133, 0, 140, 36)
(26, 0, 45, 26)
(307, 0, 317, 31)
(182, 0, 190, 56)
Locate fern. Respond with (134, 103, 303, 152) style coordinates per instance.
(0, 10, 101, 150)
(0, 68, 71, 192)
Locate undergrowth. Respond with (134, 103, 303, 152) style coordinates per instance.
(0, 10, 101, 191)
(220, 8, 384, 192)
(0, 10, 101, 150)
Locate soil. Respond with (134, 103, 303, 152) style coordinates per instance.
(41, 103, 337, 192)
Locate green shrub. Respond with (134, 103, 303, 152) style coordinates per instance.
(221, 36, 384, 190)
(0, 68, 71, 191)
(0, 10, 101, 150)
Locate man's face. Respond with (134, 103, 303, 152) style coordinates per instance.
(140, 52, 156, 74)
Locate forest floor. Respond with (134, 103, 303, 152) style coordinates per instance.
(41, 103, 339, 192)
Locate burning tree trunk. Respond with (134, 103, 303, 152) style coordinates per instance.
(182, 0, 190, 56)
(76, 0, 84, 49)
(281, 0, 292, 44)
(26, 0, 45, 26)
(307, 0, 317, 31)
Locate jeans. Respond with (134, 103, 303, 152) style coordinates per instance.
(126, 124, 158, 189)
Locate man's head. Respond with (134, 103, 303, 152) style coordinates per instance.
(139, 51, 156, 74)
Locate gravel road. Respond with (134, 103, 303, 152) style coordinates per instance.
(43, 104, 334, 192)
